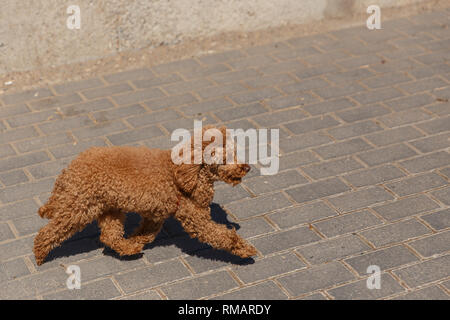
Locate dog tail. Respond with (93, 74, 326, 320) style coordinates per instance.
(38, 203, 54, 219)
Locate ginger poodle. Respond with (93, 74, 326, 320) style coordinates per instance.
(33, 126, 257, 265)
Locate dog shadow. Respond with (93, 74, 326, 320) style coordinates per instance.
(44, 203, 254, 266)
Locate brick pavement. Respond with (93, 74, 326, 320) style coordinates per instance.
(0, 9, 449, 300)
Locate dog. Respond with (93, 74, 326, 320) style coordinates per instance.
(33, 126, 257, 265)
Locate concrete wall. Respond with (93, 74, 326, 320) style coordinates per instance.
(0, 0, 430, 74)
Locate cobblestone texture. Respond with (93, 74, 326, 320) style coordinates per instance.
(0, 10, 449, 300)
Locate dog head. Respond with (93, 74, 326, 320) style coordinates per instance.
(173, 125, 251, 194)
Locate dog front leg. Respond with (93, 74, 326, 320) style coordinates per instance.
(174, 200, 257, 258)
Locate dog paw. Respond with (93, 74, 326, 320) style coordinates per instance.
(119, 241, 144, 256)
(231, 238, 258, 259)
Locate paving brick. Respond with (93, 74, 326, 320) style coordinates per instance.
(227, 54, 276, 69)
(384, 93, 435, 111)
(393, 254, 450, 288)
(110, 87, 167, 107)
(214, 103, 267, 122)
(60, 98, 115, 116)
(277, 261, 355, 297)
(162, 271, 238, 299)
(210, 69, 262, 84)
(335, 54, 383, 69)
(0, 199, 39, 221)
(250, 226, 321, 255)
(244, 73, 295, 89)
(296, 234, 371, 265)
(280, 78, 330, 93)
(271, 46, 320, 60)
(0, 237, 33, 262)
(294, 64, 340, 80)
(0, 126, 39, 145)
(1, 88, 53, 105)
(366, 127, 424, 147)
(27, 158, 71, 179)
(251, 108, 307, 127)
(258, 60, 305, 75)
(268, 201, 337, 229)
(0, 178, 54, 203)
(286, 178, 350, 204)
(410, 132, 450, 153)
(225, 192, 292, 220)
(373, 195, 440, 221)
(49, 138, 107, 159)
(243, 170, 308, 195)
(414, 51, 450, 65)
(233, 253, 306, 284)
(0, 258, 30, 282)
(385, 172, 448, 197)
(126, 110, 181, 128)
(0, 223, 14, 242)
(302, 50, 350, 66)
(278, 151, 319, 171)
(179, 98, 233, 116)
(81, 83, 132, 100)
(181, 249, 243, 274)
(284, 115, 340, 135)
(0, 144, 16, 158)
(393, 285, 449, 300)
(327, 120, 383, 140)
(440, 166, 450, 178)
(235, 217, 275, 239)
(328, 187, 394, 213)
(380, 110, 433, 130)
(103, 68, 154, 83)
(314, 210, 382, 238)
(0, 151, 50, 173)
(421, 209, 450, 231)
(163, 78, 214, 95)
(213, 184, 251, 205)
(360, 219, 432, 248)
(180, 63, 231, 79)
(416, 116, 450, 135)
(0, 170, 28, 186)
(301, 157, 363, 180)
(399, 151, 450, 173)
(409, 63, 450, 79)
(336, 104, 391, 123)
(357, 144, 418, 166)
(72, 120, 129, 141)
(107, 126, 164, 145)
(115, 260, 191, 294)
(326, 68, 376, 84)
(314, 82, 366, 100)
(152, 58, 201, 74)
(0, 104, 30, 118)
(120, 290, 162, 300)
(313, 138, 372, 160)
(363, 72, 413, 89)
(280, 132, 333, 153)
(132, 73, 182, 89)
(43, 278, 121, 300)
(298, 292, 327, 300)
(198, 50, 246, 65)
(38, 115, 94, 134)
(197, 83, 247, 100)
(93, 104, 146, 123)
(230, 87, 281, 105)
(342, 165, 406, 188)
(409, 231, 450, 258)
(6, 109, 62, 128)
(303, 98, 356, 116)
(144, 93, 198, 111)
(345, 245, 419, 276)
(352, 88, 404, 105)
(327, 273, 405, 300)
(53, 78, 104, 94)
(12, 213, 47, 236)
(399, 77, 448, 94)
(29, 93, 83, 111)
(213, 281, 288, 300)
(265, 93, 318, 110)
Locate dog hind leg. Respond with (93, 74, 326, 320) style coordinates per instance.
(97, 210, 144, 256)
(129, 217, 164, 245)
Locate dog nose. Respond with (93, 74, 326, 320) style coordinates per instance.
(243, 165, 251, 173)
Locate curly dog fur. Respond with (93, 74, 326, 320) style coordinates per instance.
(33, 126, 257, 265)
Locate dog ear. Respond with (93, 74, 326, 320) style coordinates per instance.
(174, 163, 201, 194)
